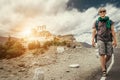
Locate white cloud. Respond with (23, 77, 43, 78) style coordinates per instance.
(0, 0, 120, 43)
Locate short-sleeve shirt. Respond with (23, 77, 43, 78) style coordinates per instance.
(92, 20, 114, 42)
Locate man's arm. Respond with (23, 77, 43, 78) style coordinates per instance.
(92, 28, 96, 47)
(111, 25, 117, 47)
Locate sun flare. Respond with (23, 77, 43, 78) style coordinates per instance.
(18, 26, 54, 43)
(21, 29, 31, 37)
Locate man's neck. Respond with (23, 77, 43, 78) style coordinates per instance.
(101, 16, 105, 18)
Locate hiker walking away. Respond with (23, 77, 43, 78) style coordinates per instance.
(92, 7, 117, 77)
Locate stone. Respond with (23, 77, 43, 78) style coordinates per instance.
(18, 63, 26, 68)
(69, 64, 80, 68)
(18, 68, 26, 72)
(57, 46, 65, 53)
(66, 70, 70, 73)
(33, 68, 44, 80)
(0, 67, 4, 70)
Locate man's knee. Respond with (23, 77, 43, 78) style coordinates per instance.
(100, 54, 106, 57)
(106, 55, 111, 59)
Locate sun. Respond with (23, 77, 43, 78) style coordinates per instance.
(21, 29, 31, 37)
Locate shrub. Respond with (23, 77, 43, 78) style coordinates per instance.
(0, 38, 25, 59)
(52, 40, 67, 46)
(59, 41, 67, 46)
(28, 42, 36, 50)
(66, 42, 71, 47)
(41, 43, 48, 50)
(31, 48, 45, 55)
(0, 44, 6, 58)
(5, 48, 24, 59)
(44, 41, 52, 47)
(28, 41, 41, 50)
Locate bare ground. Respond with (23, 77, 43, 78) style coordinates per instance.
(0, 46, 101, 80)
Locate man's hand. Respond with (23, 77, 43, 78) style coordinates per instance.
(112, 41, 117, 47)
(92, 40, 95, 47)
(111, 25, 117, 47)
(92, 28, 96, 47)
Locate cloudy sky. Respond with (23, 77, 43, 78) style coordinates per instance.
(0, 0, 120, 44)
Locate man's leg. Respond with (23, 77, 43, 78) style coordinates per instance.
(100, 54, 106, 71)
(97, 41, 106, 71)
(100, 55, 111, 71)
(100, 54, 108, 77)
(97, 41, 107, 76)
(105, 42, 113, 64)
(105, 55, 111, 64)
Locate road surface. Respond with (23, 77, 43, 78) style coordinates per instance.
(106, 48, 120, 80)
(94, 48, 120, 80)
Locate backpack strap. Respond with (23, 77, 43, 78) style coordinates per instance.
(95, 20, 99, 31)
(108, 20, 112, 30)
(95, 20, 99, 43)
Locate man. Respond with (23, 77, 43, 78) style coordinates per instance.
(92, 7, 117, 77)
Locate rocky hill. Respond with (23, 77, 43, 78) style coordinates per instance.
(0, 36, 19, 44)
(0, 36, 8, 43)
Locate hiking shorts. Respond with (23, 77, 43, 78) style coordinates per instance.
(97, 40, 113, 56)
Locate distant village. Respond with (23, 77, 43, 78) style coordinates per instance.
(23, 25, 54, 42)
(23, 25, 76, 43)
(20, 25, 76, 48)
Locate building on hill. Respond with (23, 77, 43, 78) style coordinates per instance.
(27, 25, 54, 42)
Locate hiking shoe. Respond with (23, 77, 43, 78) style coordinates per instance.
(102, 71, 107, 77)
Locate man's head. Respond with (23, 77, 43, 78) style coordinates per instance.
(98, 7, 106, 18)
